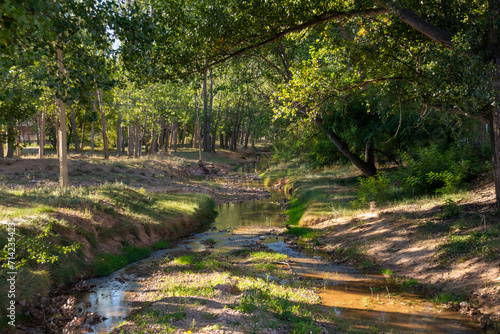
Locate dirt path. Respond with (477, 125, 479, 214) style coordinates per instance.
(311, 183, 500, 331)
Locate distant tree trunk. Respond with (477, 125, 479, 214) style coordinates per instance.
(96, 88, 109, 160)
(91, 121, 95, 156)
(38, 109, 45, 159)
(128, 125, 134, 158)
(182, 102, 188, 146)
(158, 116, 166, 150)
(225, 132, 229, 149)
(26, 121, 31, 145)
(0, 126, 4, 159)
(202, 71, 211, 152)
(231, 99, 241, 151)
(16, 123, 21, 157)
(6, 120, 15, 158)
(117, 115, 123, 157)
(56, 47, 68, 187)
(219, 133, 224, 149)
(134, 119, 141, 158)
(240, 118, 245, 146)
(244, 119, 251, 149)
(80, 121, 85, 151)
(195, 94, 202, 163)
(208, 69, 214, 152)
(251, 131, 255, 149)
(149, 128, 157, 154)
(19, 122, 25, 145)
(173, 118, 178, 153)
(69, 107, 79, 153)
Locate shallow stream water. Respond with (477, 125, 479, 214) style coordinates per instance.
(73, 180, 482, 333)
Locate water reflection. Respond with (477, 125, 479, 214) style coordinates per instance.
(214, 191, 285, 229)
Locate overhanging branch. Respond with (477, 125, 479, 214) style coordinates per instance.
(205, 8, 388, 70)
(374, 1, 453, 48)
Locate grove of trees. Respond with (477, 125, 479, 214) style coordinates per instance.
(1, 0, 498, 207)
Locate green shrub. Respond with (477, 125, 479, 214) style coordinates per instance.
(440, 198, 461, 218)
(397, 145, 479, 196)
(353, 172, 390, 207)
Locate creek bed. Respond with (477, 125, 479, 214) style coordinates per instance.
(73, 182, 482, 333)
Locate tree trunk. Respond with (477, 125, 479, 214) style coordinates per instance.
(244, 115, 251, 149)
(0, 125, 4, 159)
(16, 123, 21, 157)
(134, 119, 141, 158)
(159, 116, 166, 150)
(202, 71, 211, 152)
(69, 107, 79, 153)
(149, 128, 157, 154)
(128, 125, 134, 158)
(117, 115, 123, 157)
(365, 139, 376, 172)
(173, 118, 178, 153)
(240, 117, 245, 146)
(6, 120, 15, 158)
(195, 94, 202, 163)
(208, 69, 214, 152)
(488, 0, 500, 211)
(315, 118, 376, 177)
(26, 121, 31, 145)
(231, 99, 241, 151)
(91, 121, 95, 156)
(38, 109, 45, 159)
(56, 47, 68, 187)
(96, 88, 109, 160)
(80, 120, 85, 151)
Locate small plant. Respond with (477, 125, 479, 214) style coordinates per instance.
(175, 254, 197, 265)
(353, 172, 390, 208)
(380, 268, 393, 277)
(440, 198, 461, 219)
(432, 292, 462, 304)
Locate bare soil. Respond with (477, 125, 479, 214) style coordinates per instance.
(310, 181, 500, 329)
(0, 149, 268, 204)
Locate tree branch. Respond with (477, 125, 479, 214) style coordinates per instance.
(374, 1, 453, 48)
(205, 8, 388, 70)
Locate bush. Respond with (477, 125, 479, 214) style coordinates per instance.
(352, 172, 390, 207)
(398, 146, 468, 196)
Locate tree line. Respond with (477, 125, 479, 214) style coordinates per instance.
(1, 0, 499, 208)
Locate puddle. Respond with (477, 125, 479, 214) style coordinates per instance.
(73, 179, 482, 333)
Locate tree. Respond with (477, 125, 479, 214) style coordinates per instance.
(116, 0, 499, 208)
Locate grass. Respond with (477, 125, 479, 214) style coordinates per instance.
(153, 240, 170, 250)
(435, 225, 500, 264)
(0, 183, 216, 328)
(93, 246, 153, 276)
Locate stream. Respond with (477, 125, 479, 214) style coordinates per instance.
(73, 179, 482, 333)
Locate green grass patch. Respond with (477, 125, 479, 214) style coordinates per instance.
(432, 292, 463, 304)
(249, 251, 288, 263)
(174, 254, 198, 265)
(153, 240, 171, 250)
(92, 246, 152, 277)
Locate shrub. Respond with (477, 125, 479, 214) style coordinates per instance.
(352, 172, 390, 207)
(397, 145, 479, 196)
